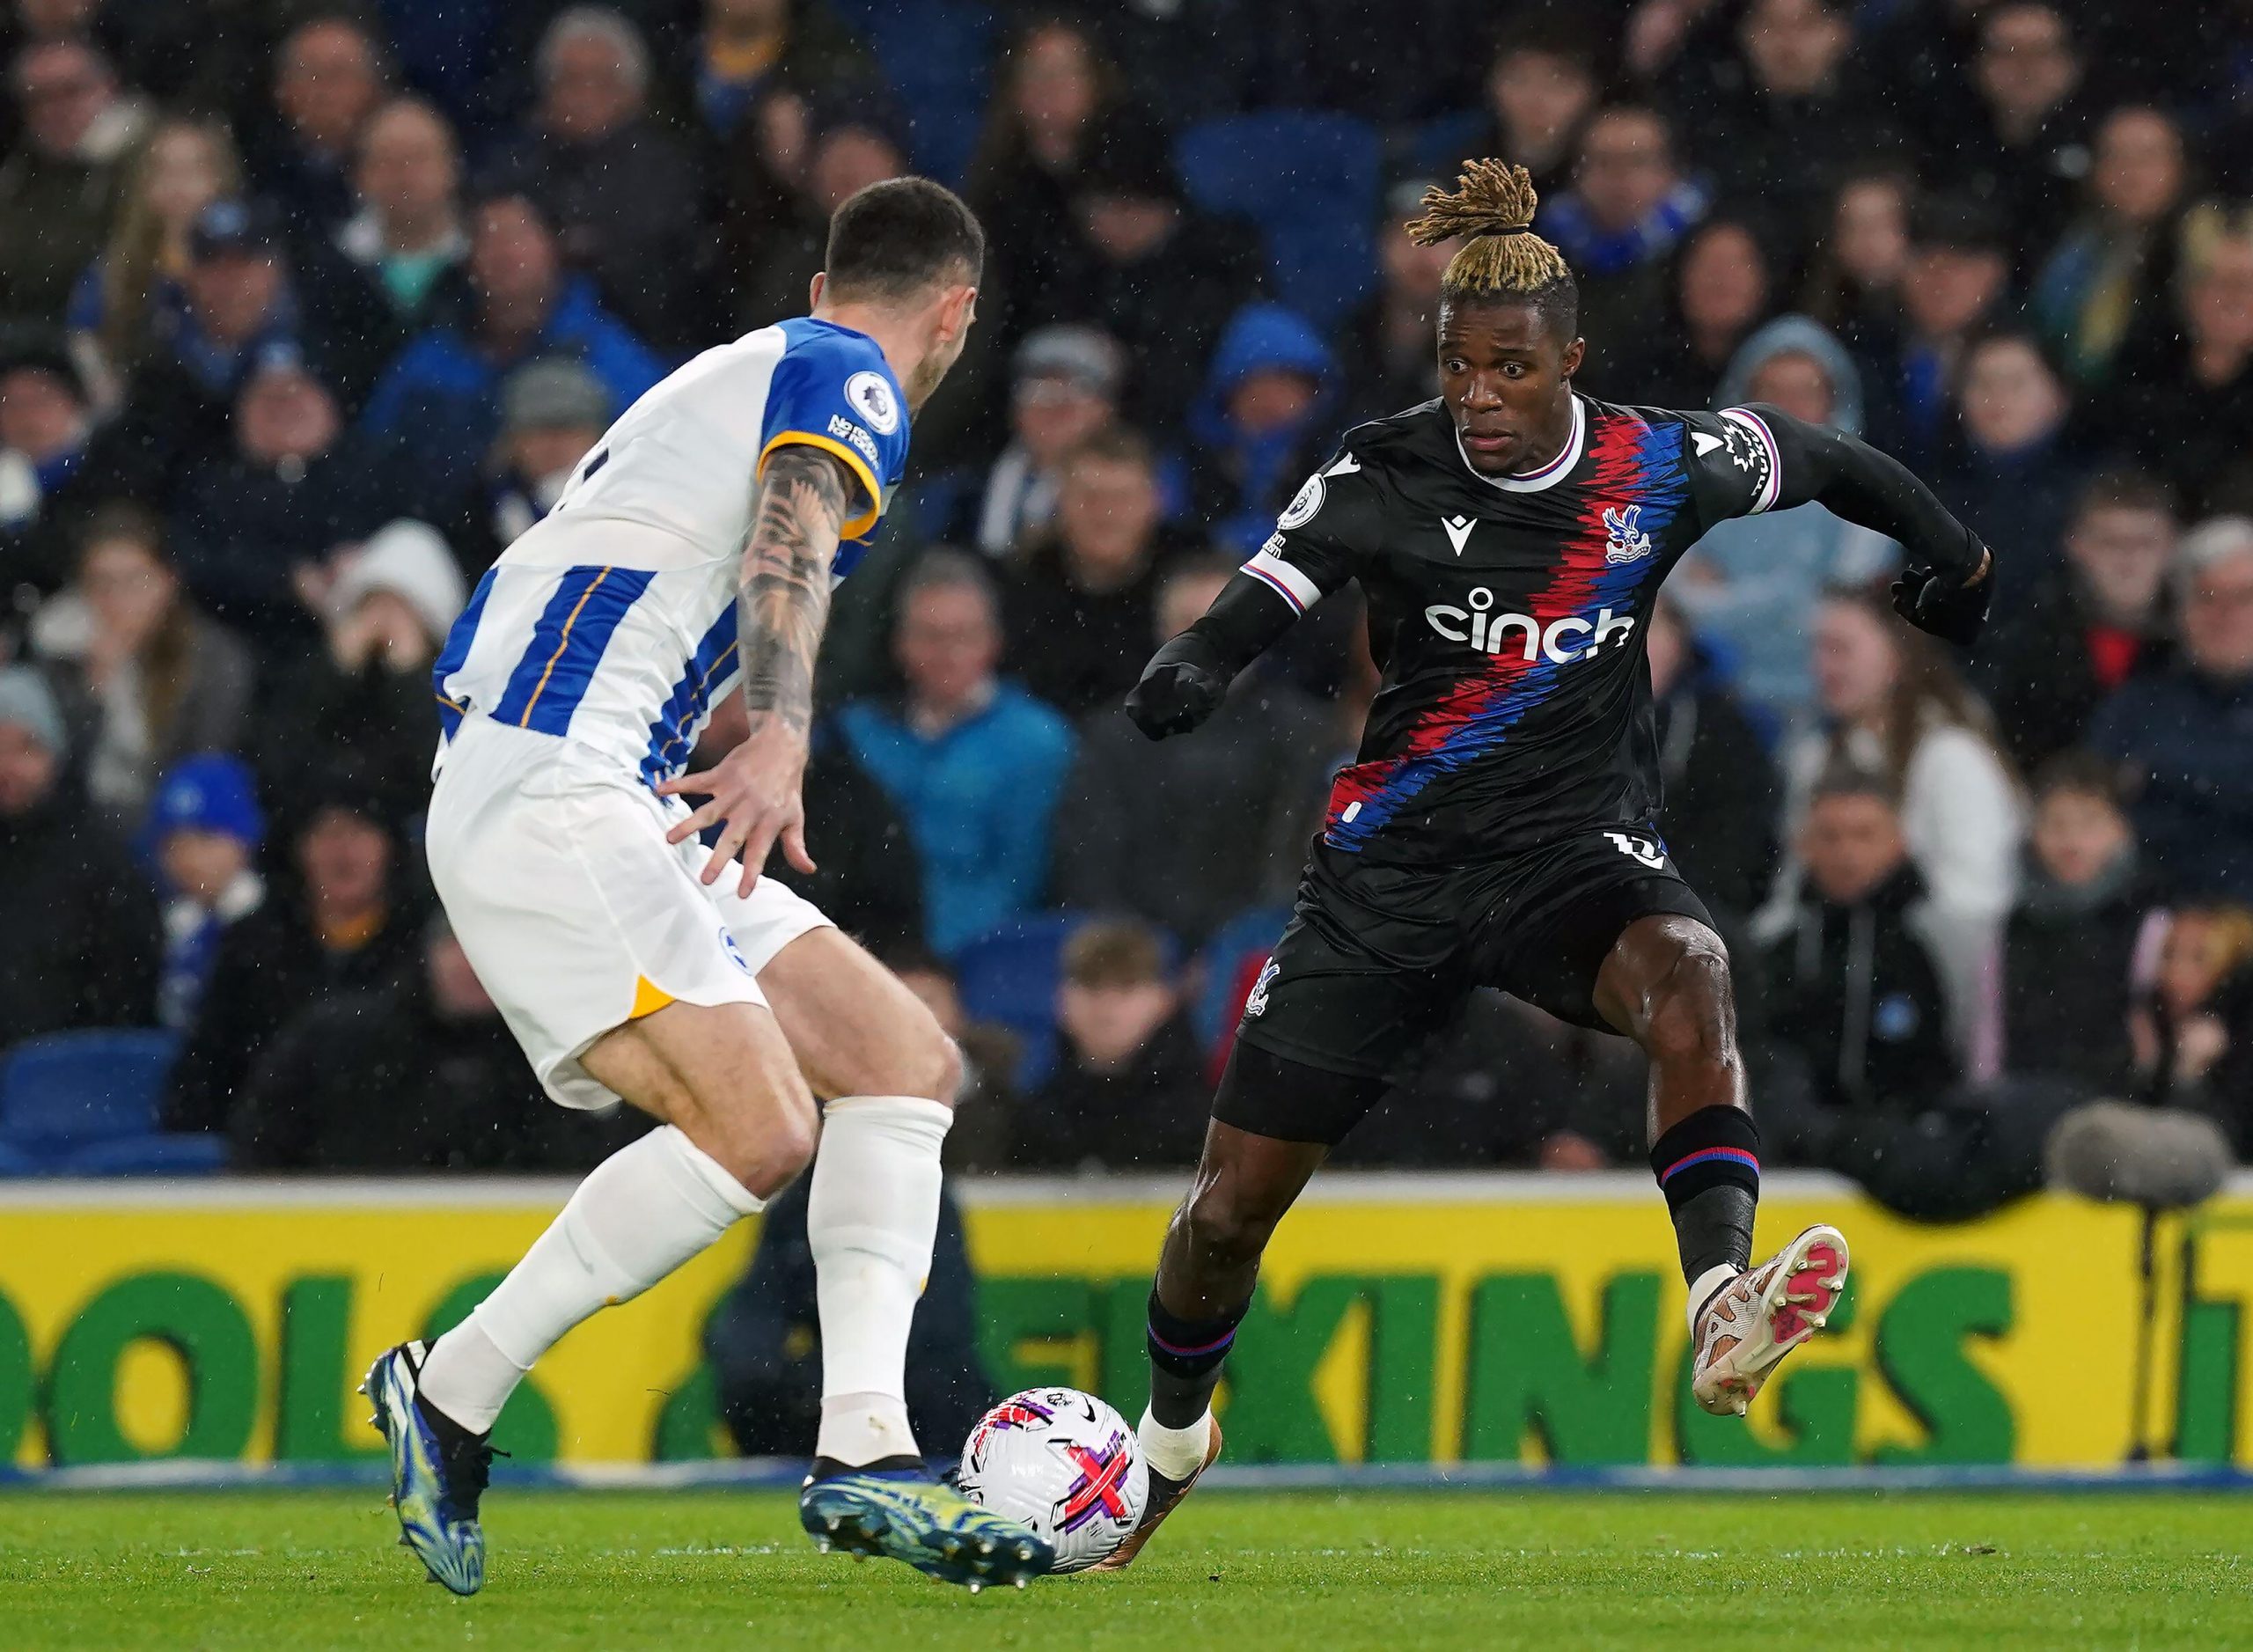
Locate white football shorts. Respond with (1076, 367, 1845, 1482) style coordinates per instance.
(426, 713, 833, 1109)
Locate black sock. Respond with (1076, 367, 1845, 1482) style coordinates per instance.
(1146, 1289, 1248, 1429)
(1649, 1106, 1760, 1302)
(808, 1453, 921, 1480)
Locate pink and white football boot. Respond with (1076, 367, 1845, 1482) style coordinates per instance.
(1690, 1224, 1850, 1417)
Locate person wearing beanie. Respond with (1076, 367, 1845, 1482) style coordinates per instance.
(147, 753, 268, 1032)
(444, 357, 611, 573)
(165, 764, 422, 1134)
(0, 664, 162, 1050)
(971, 324, 1123, 556)
(254, 517, 467, 824)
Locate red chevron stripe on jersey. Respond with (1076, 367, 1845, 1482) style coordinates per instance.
(1324, 407, 1688, 849)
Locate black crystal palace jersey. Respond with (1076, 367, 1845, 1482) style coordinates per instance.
(1242, 394, 1806, 865)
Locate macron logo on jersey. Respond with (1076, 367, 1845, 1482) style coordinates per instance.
(1425, 584, 1636, 663)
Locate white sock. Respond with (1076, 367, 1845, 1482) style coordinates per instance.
(807, 1094, 950, 1465)
(419, 1125, 762, 1433)
(1686, 1263, 1739, 1336)
(1139, 1406, 1214, 1481)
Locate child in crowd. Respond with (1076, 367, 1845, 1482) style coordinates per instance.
(146, 752, 265, 1032)
(1019, 919, 1207, 1171)
(1760, 771, 1960, 1118)
(2003, 752, 2153, 1090)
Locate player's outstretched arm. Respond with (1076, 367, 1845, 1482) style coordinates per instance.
(1735, 404, 1995, 646)
(659, 444, 855, 892)
(1126, 573, 1301, 740)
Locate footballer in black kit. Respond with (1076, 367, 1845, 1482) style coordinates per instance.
(1220, 390, 1811, 1081)
(1091, 161, 1998, 1570)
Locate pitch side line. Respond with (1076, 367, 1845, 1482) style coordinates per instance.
(7, 1459, 2248, 1494)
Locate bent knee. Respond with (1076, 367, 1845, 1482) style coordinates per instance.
(1182, 1184, 1281, 1273)
(679, 1081, 819, 1198)
(855, 1017, 965, 1107)
(1641, 939, 1737, 1067)
(914, 1032, 967, 1108)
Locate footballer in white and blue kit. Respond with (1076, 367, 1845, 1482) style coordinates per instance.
(423, 313, 911, 1106)
(364, 180, 1053, 1597)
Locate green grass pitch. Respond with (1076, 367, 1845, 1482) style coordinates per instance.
(1, 1488, 2245, 1649)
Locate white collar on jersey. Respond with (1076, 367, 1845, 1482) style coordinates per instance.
(1454, 393, 1587, 494)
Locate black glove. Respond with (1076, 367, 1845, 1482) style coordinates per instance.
(1125, 634, 1228, 739)
(1890, 546, 1994, 647)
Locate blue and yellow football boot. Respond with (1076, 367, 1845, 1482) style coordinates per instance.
(798, 1458, 1053, 1591)
(363, 1340, 494, 1596)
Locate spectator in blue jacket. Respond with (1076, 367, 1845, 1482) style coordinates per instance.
(2092, 517, 2253, 902)
(1670, 314, 1896, 726)
(837, 550, 1075, 955)
(359, 188, 664, 504)
(1187, 300, 1339, 556)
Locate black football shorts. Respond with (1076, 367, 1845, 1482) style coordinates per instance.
(1229, 826, 1715, 1086)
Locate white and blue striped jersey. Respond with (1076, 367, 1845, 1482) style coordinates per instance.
(431, 317, 909, 788)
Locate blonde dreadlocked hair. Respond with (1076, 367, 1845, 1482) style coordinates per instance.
(1408, 158, 1578, 336)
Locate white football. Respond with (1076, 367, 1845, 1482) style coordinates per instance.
(956, 1386, 1149, 1573)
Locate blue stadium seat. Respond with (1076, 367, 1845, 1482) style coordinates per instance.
(60, 1134, 231, 1177)
(826, 0, 994, 185)
(1193, 906, 1294, 1054)
(1176, 113, 1382, 326)
(1409, 109, 1490, 184)
(0, 1140, 47, 1177)
(953, 913, 1090, 1090)
(0, 1028, 182, 1155)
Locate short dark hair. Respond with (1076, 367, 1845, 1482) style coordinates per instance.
(1809, 761, 1899, 811)
(79, 500, 166, 561)
(1063, 422, 1156, 475)
(1062, 919, 1167, 989)
(824, 177, 985, 305)
(1488, 16, 1599, 77)
(2071, 466, 2176, 525)
(897, 546, 1000, 624)
(2031, 749, 2125, 809)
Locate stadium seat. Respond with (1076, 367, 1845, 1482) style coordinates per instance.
(59, 1134, 231, 1177)
(0, 1028, 183, 1155)
(1176, 113, 1382, 326)
(953, 913, 1090, 1090)
(1409, 109, 1490, 184)
(825, 0, 994, 184)
(0, 1140, 46, 1177)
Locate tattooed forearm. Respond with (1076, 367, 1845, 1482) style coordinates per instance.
(738, 444, 852, 737)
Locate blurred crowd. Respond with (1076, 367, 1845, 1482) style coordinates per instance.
(1, 0, 2250, 1208)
